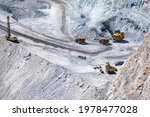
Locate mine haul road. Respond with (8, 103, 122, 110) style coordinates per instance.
(0, 24, 112, 55)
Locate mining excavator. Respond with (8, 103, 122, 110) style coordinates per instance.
(101, 22, 125, 42)
(112, 29, 124, 41)
(5, 16, 18, 43)
(75, 36, 86, 44)
(98, 30, 124, 45)
(105, 61, 117, 74)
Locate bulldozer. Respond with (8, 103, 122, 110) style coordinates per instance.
(112, 30, 124, 41)
(5, 16, 18, 43)
(98, 37, 110, 45)
(75, 36, 86, 44)
(105, 61, 117, 74)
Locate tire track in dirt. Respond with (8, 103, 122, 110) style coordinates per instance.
(0, 24, 112, 55)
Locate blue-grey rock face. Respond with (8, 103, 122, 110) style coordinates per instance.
(68, 0, 150, 41)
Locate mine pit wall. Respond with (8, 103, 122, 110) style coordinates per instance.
(67, 0, 150, 41)
(0, 0, 49, 20)
(106, 33, 150, 100)
(0, 39, 108, 100)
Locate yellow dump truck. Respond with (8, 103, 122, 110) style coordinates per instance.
(98, 38, 110, 45)
(75, 36, 86, 44)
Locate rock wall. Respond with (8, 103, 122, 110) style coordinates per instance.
(107, 33, 150, 100)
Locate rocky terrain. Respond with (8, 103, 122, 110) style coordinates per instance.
(0, 38, 111, 100)
(107, 33, 150, 100)
(0, 0, 149, 99)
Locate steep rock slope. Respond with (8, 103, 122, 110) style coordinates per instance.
(0, 39, 110, 100)
(107, 33, 150, 100)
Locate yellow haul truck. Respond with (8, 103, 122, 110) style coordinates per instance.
(75, 36, 86, 44)
(98, 38, 110, 45)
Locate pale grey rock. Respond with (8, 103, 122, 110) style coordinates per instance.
(107, 33, 150, 100)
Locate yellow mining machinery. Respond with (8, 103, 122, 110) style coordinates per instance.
(112, 30, 124, 41)
(5, 16, 18, 43)
(105, 61, 117, 74)
(75, 36, 86, 44)
(98, 37, 110, 45)
(102, 22, 125, 41)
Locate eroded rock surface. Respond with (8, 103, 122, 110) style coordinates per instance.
(107, 33, 150, 100)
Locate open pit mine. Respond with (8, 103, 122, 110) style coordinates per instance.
(0, 0, 149, 99)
